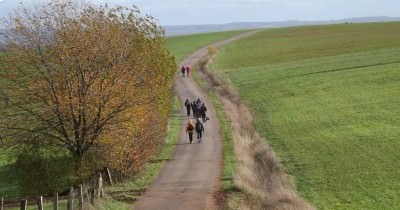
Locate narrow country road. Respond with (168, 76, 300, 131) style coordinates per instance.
(133, 31, 257, 210)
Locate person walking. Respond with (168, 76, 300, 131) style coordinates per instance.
(195, 118, 205, 143)
(181, 65, 186, 77)
(186, 119, 195, 144)
(184, 98, 191, 116)
(185, 65, 191, 77)
(196, 102, 202, 119)
(200, 103, 207, 122)
(191, 101, 197, 118)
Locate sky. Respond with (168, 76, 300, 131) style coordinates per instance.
(0, 0, 400, 26)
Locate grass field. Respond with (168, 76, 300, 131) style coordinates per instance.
(211, 22, 400, 209)
(166, 30, 246, 64)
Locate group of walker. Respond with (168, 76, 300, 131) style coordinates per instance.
(184, 97, 208, 144)
(181, 65, 192, 77)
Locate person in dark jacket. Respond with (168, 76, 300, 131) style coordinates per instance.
(184, 98, 191, 116)
(191, 101, 197, 118)
(181, 65, 186, 77)
(195, 118, 205, 143)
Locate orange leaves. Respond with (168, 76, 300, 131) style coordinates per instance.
(0, 1, 176, 179)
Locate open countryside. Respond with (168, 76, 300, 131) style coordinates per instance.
(1, 0, 400, 210)
(210, 22, 400, 209)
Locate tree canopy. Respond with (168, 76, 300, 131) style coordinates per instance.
(0, 0, 176, 186)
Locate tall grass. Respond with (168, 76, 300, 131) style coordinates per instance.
(211, 22, 400, 209)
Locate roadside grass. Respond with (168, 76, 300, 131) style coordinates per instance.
(166, 30, 246, 64)
(191, 59, 249, 209)
(211, 22, 400, 209)
(102, 96, 181, 209)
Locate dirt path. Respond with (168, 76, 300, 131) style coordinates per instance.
(133, 31, 257, 210)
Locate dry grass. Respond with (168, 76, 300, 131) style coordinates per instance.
(199, 56, 314, 210)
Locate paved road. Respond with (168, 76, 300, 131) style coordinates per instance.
(133, 31, 257, 210)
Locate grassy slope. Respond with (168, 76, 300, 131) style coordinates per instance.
(211, 22, 400, 209)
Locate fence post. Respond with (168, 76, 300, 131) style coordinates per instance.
(85, 187, 90, 204)
(97, 173, 103, 198)
(53, 193, 58, 210)
(67, 187, 74, 210)
(91, 188, 95, 204)
(106, 167, 113, 186)
(1, 197, 3, 210)
(38, 196, 43, 210)
(20, 199, 27, 210)
(78, 184, 84, 209)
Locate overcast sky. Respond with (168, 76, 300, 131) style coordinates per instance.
(1, 0, 400, 25)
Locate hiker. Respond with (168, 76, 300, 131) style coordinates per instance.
(181, 65, 186, 77)
(184, 98, 191, 116)
(200, 103, 207, 122)
(185, 65, 191, 77)
(196, 97, 201, 105)
(191, 101, 197, 118)
(196, 102, 202, 119)
(195, 118, 205, 143)
(186, 119, 195, 144)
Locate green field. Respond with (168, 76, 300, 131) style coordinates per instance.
(211, 22, 400, 209)
(166, 30, 246, 64)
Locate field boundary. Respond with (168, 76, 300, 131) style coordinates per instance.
(198, 49, 315, 209)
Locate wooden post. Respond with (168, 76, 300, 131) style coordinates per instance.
(91, 188, 95, 204)
(38, 196, 43, 210)
(97, 173, 103, 198)
(20, 199, 27, 210)
(1, 197, 3, 210)
(53, 193, 59, 210)
(67, 187, 74, 210)
(106, 167, 113, 186)
(78, 184, 84, 209)
(85, 187, 90, 204)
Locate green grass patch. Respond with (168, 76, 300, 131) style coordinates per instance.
(211, 22, 400, 209)
(167, 30, 246, 63)
(0, 148, 19, 198)
(103, 96, 181, 209)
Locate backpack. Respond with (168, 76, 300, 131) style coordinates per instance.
(185, 100, 190, 106)
(187, 123, 194, 131)
(196, 121, 203, 132)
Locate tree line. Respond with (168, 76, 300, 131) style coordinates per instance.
(0, 0, 176, 195)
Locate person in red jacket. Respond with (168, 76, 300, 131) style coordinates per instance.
(185, 65, 191, 77)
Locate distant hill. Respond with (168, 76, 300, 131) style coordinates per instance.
(165, 17, 400, 36)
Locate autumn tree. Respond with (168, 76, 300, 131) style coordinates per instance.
(0, 0, 176, 182)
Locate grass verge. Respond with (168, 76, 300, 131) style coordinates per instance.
(102, 96, 181, 209)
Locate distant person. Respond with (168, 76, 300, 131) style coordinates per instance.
(185, 65, 191, 77)
(186, 119, 195, 144)
(200, 103, 207, 122)
(184, 98, 191, 116)
(195, 118, 205, 143)
(181, 65, 186, 77)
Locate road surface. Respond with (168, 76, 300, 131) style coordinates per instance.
(133, 31, 257, 210)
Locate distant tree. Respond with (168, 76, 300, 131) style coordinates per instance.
(0, 0, 176, 177)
